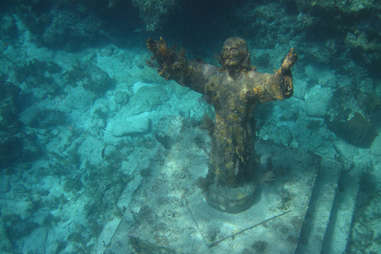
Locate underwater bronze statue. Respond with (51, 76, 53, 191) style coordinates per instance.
(147, 37, 297, 213)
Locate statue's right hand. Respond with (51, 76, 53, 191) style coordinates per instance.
(146, 37, 187, 80)
(146, 37, 178, 65)
(147, 37, 168, 58)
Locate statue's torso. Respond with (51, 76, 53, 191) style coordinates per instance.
(203, 69, 258, 185)
(204, 70, 256, 125)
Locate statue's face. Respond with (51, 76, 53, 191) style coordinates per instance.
(220, 37, 249, 70)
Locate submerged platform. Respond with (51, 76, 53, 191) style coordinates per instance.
(99, 139, 323, 254)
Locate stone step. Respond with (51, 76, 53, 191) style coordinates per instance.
(342, 172, 378, 253)
(321, 171, 360, 254)
(295, 158, 342, 254)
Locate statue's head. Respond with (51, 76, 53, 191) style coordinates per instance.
(220, 37, 250, 72)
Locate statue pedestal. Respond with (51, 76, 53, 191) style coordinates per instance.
(205, 182, 257, 214)
(104, 140, 319, 254)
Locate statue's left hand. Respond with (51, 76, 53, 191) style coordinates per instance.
(280, 48, 297, 72)
(274, 48, 296, 98)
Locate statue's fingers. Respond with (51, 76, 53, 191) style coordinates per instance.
(146, 38, 155, 49)
(288, 48, 297, 63)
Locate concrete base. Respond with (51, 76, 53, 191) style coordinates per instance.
(102, 140, 320, 254)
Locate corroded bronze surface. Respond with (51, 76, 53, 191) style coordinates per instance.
(147, 37, 297, 212)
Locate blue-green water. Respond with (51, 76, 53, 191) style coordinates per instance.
(0, 1, 380, 253)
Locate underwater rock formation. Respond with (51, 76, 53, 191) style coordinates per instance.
(0, 82, 22, 168)
(0, 82, 41, 167)
(0, 82, 21, 133)
(15, 1, 104, 51)
(7, 0, 381, 76)
(131, 0, 179, 31)
(284, 0, 381, 74)
(326, 111, 377, 148)
(325, 86, 378, 148)
(289, 0, 381, 13)
(147, 37, 297, 213)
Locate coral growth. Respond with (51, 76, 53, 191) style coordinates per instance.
(327, 111, 377, 148)
(132, 0, 179, 31)
(325, 86, 379, 148)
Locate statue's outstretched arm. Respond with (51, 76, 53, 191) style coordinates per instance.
(146, 37, 214, 94)
(250, 48, 297, 102)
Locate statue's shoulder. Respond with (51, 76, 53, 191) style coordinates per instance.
(199, 64, 224, 82)
(201, 64, 219, 75)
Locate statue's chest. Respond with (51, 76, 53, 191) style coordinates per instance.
(217, 84, 250, 119)
(205, 74, 250, 116)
